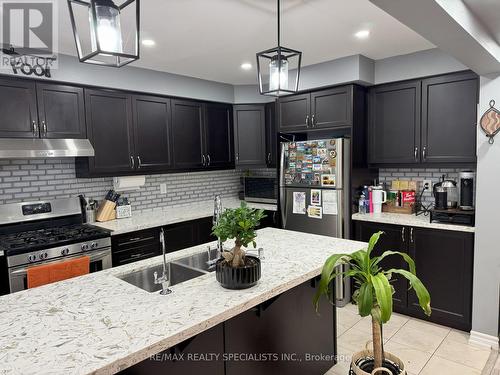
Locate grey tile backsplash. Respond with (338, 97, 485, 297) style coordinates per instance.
(0, 159, 277, 213)
(378, 167, 474, 205)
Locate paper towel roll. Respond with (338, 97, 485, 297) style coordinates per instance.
(113, 176, 146, 192)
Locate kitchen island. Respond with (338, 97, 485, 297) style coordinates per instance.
(0, 228, 366, 375)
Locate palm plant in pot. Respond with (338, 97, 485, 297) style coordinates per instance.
(212, 202, 265, 289)
(313, 231, 432, 375)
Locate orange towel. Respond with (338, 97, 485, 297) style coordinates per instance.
(27, 256, 90, 289)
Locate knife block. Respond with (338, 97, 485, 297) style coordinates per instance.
(96, 200, 116, 222)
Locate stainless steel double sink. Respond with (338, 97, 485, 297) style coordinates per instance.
(118, 248, 219, 293)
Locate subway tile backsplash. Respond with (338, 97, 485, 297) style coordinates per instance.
(378, 167, 474, 205)
(0, 159, 257, 213)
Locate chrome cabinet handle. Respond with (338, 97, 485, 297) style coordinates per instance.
(130, 156, 135, 169)
(202, 154, 206, 166)
(414, 146, 418, 161)
(401, 227, 406, 243)
(311, 114, 316, 127)
(267, 152, 271, 164)
(422, 146, 427, 161)
(42, 120, 47, 136)
(32, 121, 38, 137)
(236, 153, 239, 163)
(410, 227, 414, 243)
(137, 156, 142, 169)
(207, 154, 211, 166)
(305, 115, 310, 127)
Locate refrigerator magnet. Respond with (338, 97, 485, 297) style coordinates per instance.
(313, 164, 322, 171)
(311, 189, 321, 206)
(293, 192, 306, 214)
(307, 205, 323, 219)
(317, 148, 327, 159)
(321, 174, 336, 186)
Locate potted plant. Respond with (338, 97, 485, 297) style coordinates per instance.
(212, 202, 265, 289)
(313, 231, 431, 375)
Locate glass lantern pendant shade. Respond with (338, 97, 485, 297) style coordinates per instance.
(67, 0, 140, 67)
(256, 0, 302, 96)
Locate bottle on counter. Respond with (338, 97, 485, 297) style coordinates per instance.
(358, 194, 367, 214)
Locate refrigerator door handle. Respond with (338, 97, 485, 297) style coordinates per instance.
(279, 143, 287, 229)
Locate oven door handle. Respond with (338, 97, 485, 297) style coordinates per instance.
(9, 250, 111, 276)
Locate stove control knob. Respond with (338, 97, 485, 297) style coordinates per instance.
(27, 254, 37, 262)
(81, 243, 89, 251)
(61, 248, 70, 256)
(39, 252, 48, 260)
(90, 242, 98, 249)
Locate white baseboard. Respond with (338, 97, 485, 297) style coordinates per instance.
(469, 330, 499, 350)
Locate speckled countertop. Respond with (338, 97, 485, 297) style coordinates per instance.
(94, 199, 278, 236)
(0, 227, 365, 375)
(352, 212, 475, 233)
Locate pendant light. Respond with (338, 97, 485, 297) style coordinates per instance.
(256, 0, 302, 96)
(67, 0, 140, 67)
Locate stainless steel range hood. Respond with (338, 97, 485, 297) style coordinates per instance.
(0, 138, 95, 158)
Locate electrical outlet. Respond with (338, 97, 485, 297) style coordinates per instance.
(422, 180, 432, 191)
(160, 183, 167, 194)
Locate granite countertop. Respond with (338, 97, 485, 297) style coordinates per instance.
(352, 212, 475, 233)
(0, 228, 366, 375)
(94, 198, 278, 236)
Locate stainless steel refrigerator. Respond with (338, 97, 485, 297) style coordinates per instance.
(279, 137, 351, 305)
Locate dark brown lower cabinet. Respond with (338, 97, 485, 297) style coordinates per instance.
(120, 278, 336, 375)
(354, 220, 474, 331)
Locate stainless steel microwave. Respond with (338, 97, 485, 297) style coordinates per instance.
(243, 177, 277, 204)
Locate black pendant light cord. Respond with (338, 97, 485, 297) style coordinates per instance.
(277, 0, 281, 47)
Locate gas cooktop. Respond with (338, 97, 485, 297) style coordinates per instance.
(0, 224, 110, 256)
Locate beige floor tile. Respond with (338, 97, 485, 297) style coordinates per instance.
(420, 355, 481, 375)
(384, 340, 433, 374)
(337, 307, 363, 329)
(352, 312, 409, 340)
(338, 327, 390, 353)
(445, 328, 470, 344)
(337, 323, 351, 337)
(434, 336, 491, 370)
(325, 345, 352, 375)
(405, 317, 451, 338)
(390, 324, 447, 354)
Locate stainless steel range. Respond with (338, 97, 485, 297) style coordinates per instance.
(0, 198, 112, 293)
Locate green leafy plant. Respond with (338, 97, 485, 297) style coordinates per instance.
(212, 202, 265, 268)
(313, 231, 431, 371)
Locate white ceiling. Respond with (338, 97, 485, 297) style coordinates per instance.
(463, 0, 500, 45)
(58, 0, 434, 84)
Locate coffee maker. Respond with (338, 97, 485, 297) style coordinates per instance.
(458, 171, 475, 210)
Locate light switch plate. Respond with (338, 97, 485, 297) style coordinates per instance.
(160, 183, 167, 194)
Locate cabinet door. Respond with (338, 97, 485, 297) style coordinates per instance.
(36, 83, 86, 139)
(234, 105, 266, 167)
(0, 78, 38, 138)
(368, 81, 421, 164)
(225, 279, 335, 375)
(354, 221, 408, 310)
(204, 103, 234, 169)
(195, 217, 217, 245)
(278, 93, 310, 132)
(311, 86, 352, 129)
(163, 221, 196, 252)
(265, 102, 277, 168)
(132, 95, 173, 172)
(421, 72, 478, 163)
(85, 89, 135, 175)
(171, 100, 204, 169)
(408, 228, 473, 331)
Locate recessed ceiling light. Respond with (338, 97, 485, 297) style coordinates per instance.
(142, 39, 156, 47)
(354, 30, 370, 39)
(241, 63, 252, 70)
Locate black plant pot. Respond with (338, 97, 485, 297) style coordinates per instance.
(215, 255, 261, 290)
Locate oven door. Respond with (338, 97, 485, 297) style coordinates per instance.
(8, 249, 112, 293)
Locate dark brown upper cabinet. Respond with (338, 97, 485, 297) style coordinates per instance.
(0, 78, 38, 138)
(132, 95, 173, 172)
(278, 86, 353, 132)
(421, 72, 478, 164)
(0, 78, 86, 139)
(265, 102, 277, 168)
(171, 99, 205, 170)
(203, 103, 234, 169)
(368, 81, 421, 164)
(368, 71, 478, 165)
(233, 105, 267, 167)
(36, 83, 86, 139)
(79, 89, 135, 177)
